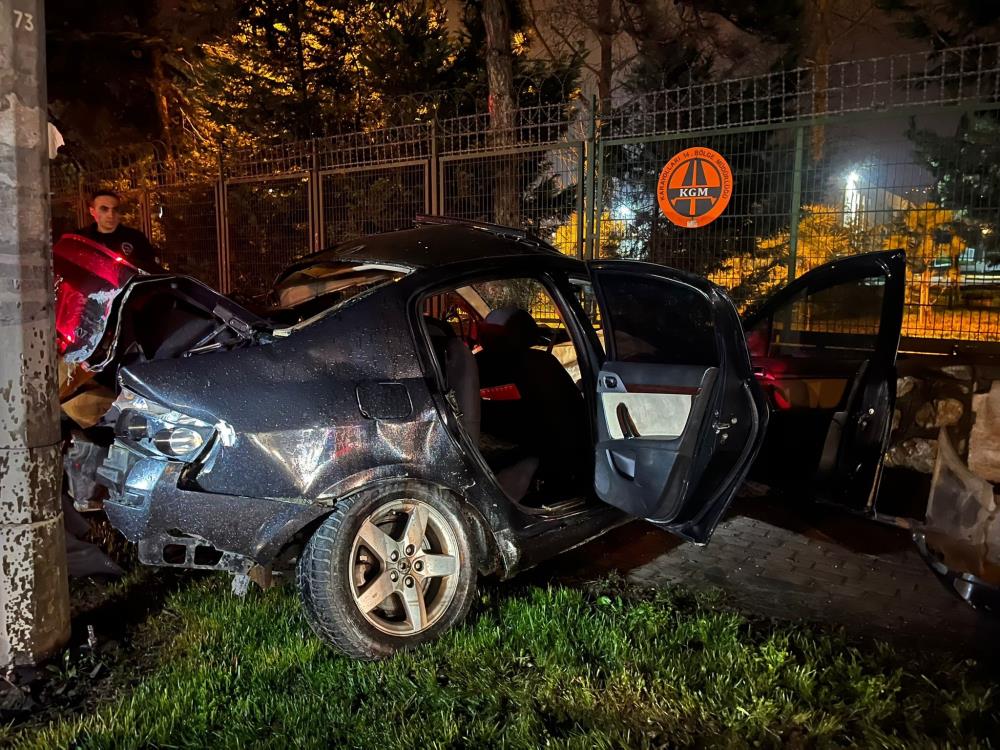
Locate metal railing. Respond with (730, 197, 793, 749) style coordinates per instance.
(51, 43, 1000, 351)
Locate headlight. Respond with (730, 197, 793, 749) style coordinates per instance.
(153, 427, 205, 456)
(112, 388, 216, 460)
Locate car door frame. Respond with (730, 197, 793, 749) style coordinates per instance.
(586, 260, 769, 542)
(406, 258, 604, 507)
(742, 250, 906, 511)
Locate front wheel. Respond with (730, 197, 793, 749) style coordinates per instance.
(296, 482, 478, 660)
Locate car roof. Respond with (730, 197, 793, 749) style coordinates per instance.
(276, 221, 566, 283)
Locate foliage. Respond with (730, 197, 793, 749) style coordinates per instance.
(876, 0, 1000, 45)
(7, 576, 997, 748)
(710, 204, 875, 309)
(909, 112, 1000, 264)
(192, 0, 476, 145)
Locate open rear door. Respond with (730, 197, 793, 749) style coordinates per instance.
(589, 262, 768, 543)
(743, 251, 905, 510)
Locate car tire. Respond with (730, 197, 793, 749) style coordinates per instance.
(296, 481, 478, 660)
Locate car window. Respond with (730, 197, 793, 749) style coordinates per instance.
(426, 276, 584, 383)
(269, 262, 411, 332)
(471, 278, 562, 330)
(765, 275, 885, 358)
(597, 272, 717, 366)
(423, 291, 482, 345)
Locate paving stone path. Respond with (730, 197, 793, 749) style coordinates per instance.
(542, 497, 997, 656)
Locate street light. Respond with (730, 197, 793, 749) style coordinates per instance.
(844, 169, 862, 224)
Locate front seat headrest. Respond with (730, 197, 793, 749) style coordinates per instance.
(479, 307, 540, 353)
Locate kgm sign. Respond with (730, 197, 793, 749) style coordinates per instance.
(656, 147, 733, 228)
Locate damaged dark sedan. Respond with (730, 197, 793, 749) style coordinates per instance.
(55, 219, 906, 659)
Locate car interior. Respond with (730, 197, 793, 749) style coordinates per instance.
(746, 273, 886, 492)
(422, 278, 594, 511)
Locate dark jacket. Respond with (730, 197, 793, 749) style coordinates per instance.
(76, 223, 164, 273)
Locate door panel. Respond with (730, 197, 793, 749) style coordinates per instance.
(599, 364, 708, 440)
(595, 364, 717, 519)
(589, 263, 768, 542)
(744, 251, 905, 509)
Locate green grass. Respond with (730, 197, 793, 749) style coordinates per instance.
(5, 576, 997, 749)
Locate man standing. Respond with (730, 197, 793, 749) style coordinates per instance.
(77, 189, 163, 272)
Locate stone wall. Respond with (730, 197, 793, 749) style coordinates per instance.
(884, 356, 1000, 513)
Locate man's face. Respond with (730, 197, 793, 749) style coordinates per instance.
(89, 196, 121, 233)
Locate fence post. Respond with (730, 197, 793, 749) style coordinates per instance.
(141, 186, 153, 242)
(787, 125, 805, 282)
(584, 97, 598, 260)
(592, 126, 605, 261)
(575, 142, 585, 259)
(76, 167, 86, 226)
(215, 152, 230, 294)
(429, 119, 439, 216)
(310, 139, 322, 252)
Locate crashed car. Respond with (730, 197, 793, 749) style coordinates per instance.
(55, 220, 906, 659)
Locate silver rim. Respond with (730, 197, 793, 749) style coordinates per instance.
(348, 498, 461, 636)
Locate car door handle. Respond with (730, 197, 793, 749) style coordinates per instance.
(616, 402, 641, 438)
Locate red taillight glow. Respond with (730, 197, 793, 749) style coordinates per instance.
(481, 384, 521, 401)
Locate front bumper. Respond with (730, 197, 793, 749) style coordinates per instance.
(98, 442, 328, 572)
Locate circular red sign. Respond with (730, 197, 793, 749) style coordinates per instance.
(656, 147, 733, 228)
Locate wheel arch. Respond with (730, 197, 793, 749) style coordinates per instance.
(260, 477, 507, 577)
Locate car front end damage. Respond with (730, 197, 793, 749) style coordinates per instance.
(96, 386, 329, 575)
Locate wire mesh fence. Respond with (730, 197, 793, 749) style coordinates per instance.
(50, 42, 1000, 351)
(320, 163, 428, 246)
(149, 184, 220, 288)
(226, 177, 312, 295)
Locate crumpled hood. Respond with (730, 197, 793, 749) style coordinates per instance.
(54, 234, 264, 374)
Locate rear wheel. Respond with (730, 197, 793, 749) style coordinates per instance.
(297, 482, 477, 660)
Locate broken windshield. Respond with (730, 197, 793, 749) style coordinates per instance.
(268, 261, 411, 331)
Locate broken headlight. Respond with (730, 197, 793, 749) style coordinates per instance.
(112, 387, 217, 460)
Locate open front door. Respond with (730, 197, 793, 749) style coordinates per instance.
(743, 251, 905, 510)
(590, 262, 768, 543)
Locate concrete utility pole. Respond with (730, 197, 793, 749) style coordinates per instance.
(0, 0, 71, 668)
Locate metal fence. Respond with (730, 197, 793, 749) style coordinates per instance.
(52, 43, 1000, 351)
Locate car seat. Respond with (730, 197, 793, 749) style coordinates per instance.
(475, 307, 590, 491)
(424, 316, 538, 501)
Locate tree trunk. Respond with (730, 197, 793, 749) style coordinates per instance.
(596, 0, 614, 110)
(804, 0, 833, 161)
(150, 47, 174, 164)
(482, 0, 520, 227)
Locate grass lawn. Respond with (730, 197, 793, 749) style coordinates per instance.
(4, 575, 997, 749)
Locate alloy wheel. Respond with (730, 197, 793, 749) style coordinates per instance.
(348, 498, 461, 635)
